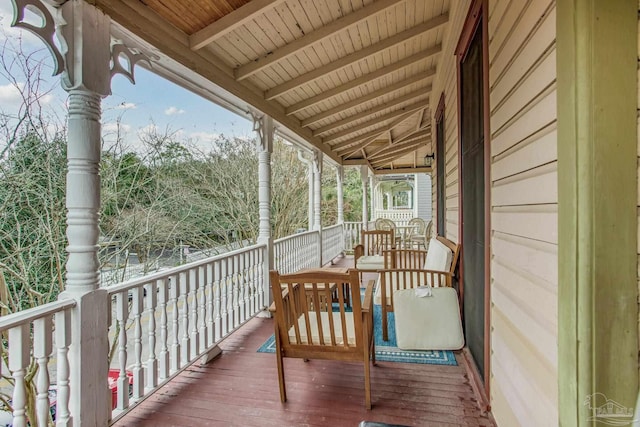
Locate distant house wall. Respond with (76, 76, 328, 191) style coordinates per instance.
(432, 0, 559, 424)
(415, 173, 432, 222)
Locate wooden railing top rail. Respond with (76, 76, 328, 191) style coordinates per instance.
(274, 229, 319, 245)
(106, 242, 266, 295)
(0, 298, 76, 332)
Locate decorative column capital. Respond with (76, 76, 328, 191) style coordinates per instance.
(11, 0, 150, 95)
(250, 111, 274, 153)
(312, 149, 323, 175)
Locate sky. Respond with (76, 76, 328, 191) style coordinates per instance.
(0, 2, 254, 154)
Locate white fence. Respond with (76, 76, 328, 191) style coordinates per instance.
(321, 224, 344, 265)
(105, 243, 266, 421)
(374, 209, 415, 226)
(274, 230, 320, 274)
(0, 299, 76, 427)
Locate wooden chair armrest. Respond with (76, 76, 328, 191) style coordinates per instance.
(361, 280, 375, 313)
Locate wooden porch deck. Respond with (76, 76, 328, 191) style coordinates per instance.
(114, 256, 495, 427)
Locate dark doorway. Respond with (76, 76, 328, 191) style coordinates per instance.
(435, 96, 445, 236)
(459, 20, 486, 379)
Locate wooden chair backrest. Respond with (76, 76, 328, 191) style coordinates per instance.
(382, 248, 428, 269)
(270, 269, 364, 355)
(436, 235, 461, 276)
(360, 229, 395, 256)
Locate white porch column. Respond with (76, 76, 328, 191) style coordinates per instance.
(369, 176, 377, 220)
(336, 165, 344, 224)
(253, 114, 274, 308)
(10, 0, 146, 423)
(313, 150, 323, 266)
(360, 165, 369, 230)
(298, 150, 314, 230)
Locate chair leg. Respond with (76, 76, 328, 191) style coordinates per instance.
(382, 305, 389, 341)
(364, 351, 372, 410)
(275, 334, 287, 403)
(370, 333, 376, 366)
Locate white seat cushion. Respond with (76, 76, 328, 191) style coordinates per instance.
(423, 238, 453, 272)
(289, 311, 356, 345)
(394, 287, 464, 350)
(356, 255, 385, 270)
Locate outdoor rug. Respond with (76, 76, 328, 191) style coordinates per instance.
(257, 304, 457, 366)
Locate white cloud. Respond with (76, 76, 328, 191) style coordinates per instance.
(189, 131, 220, 143)
(164, 106, 185, 116)
(103, 121, 132, 135)
(0, 83, 23, 106)
(115, 102, 137, 110)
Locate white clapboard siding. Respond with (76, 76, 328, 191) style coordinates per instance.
(430, 0, 468, 241)
(489, 0, 558, 426)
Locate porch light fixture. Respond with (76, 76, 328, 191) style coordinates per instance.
(424, 153, 435, 167)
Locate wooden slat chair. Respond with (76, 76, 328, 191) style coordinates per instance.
(269, 269, 376, 409)
(375, 236, 461, 341)
(353, 229, 395, 274)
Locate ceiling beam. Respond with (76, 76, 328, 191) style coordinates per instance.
(286, 49, 439, 115)
(338, 110, 419, 158)
(370, 141, 425, 166)
(264, 13, 448, 100)
(333, 110, 418, 153)
(313, 92, 429, 137)
(190, 0, 286, 50)
(301, 76, 433, 128)
(235, 0, 406, 80)
(373, 166, 432, 175)
(342, 159, 369, 166)
(392, 123, 432, 145)
(322, 103, 426, 144)
(367, 131, 430, 159)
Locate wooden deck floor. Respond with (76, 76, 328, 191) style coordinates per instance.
(114, 256, 495, 427)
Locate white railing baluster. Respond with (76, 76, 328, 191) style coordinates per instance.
(180, 272, 191, 364)
(214, 262, 222, 341)
(55, 309, 71, 427)
(158, 278, 169, 381)
(198, 266, 208, 352)
(221, 260, 228, 337)
(115, 293, 129, 410)
(244, 251, 251, 319)
(146, 282, 158, 390)
(206, 264, 214, 346)
(8, 324, 29, 427)
(170, 273, 181, 372)
(189, 269, 199, 359)
(238, 253, 246, 323)
(33, 317, 53, 427)
(232, 255, 240, 328)
(257, 249, 264, 309)
(132, 287, 144, 399)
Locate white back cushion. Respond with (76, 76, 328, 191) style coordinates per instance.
(423, 238, 453, 272)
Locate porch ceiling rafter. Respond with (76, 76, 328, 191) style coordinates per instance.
(367, 129, 430, 159)
(370, 140, 425, 166)
(234, 0, 406, 81)
(374, 166, 432, 174)
(92, 0, 342, 164)
(333, 109, 419, 154)
(392, 123, 431, 145)
(286, 52, 439, 116)
(189, 0, 286, 50)
(301, 76, 433, 128)
(322, 101, 426, 144)
(264, 13, 448, 100)
(312, 91, 429, 137)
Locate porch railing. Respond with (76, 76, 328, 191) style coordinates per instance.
(105, 243, 266, 421)
(0, 226, 355, 426)
(374, 209, 415, 226)
(321, 224, 344, 265)
(0, 299, 76, 427)
(274, 230, 320, 274)
(344, 222, 363, 253)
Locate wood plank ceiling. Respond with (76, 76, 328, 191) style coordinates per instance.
(93, 0, 449, 174)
